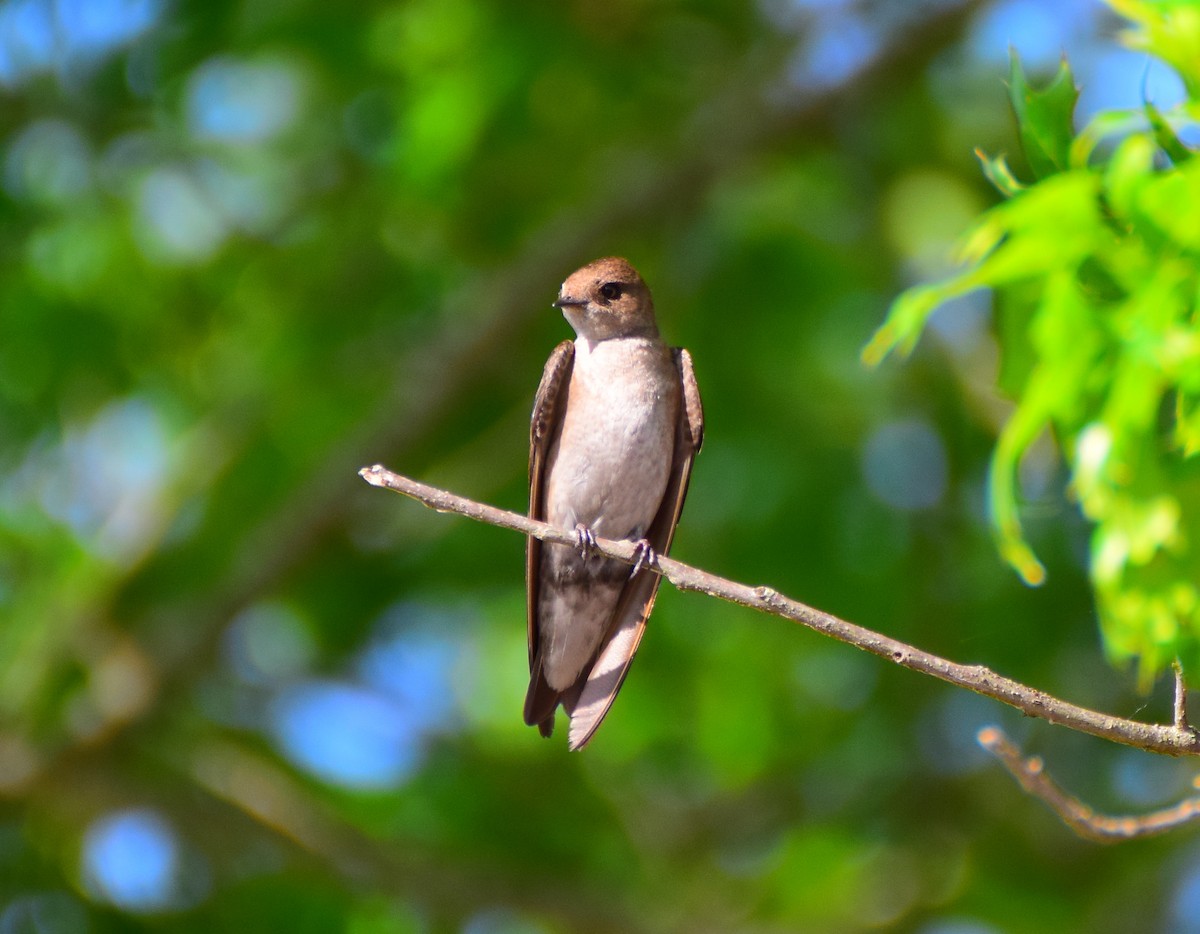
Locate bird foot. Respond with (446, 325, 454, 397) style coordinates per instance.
(630, 539, 657, 576)
(573, 524, 598, 559)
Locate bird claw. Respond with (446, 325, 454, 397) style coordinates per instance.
(630, 539, 656, 576)
(574, 524, 598, 559)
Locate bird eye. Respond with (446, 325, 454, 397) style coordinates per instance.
(599, 282, 621, 301)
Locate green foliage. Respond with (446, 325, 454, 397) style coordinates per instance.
(867, 0, 1200, 684)
(5, 0, 1200, 931)
(1009, 54, 1079, 180)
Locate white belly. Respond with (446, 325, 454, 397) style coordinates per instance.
(544, 337, 678, 541)
(537, 336, 679, 689)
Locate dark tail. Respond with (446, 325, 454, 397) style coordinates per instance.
(523, 655, 559, 737)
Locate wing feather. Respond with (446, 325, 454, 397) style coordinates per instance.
(566, 347, 704, 750)
(523, 341, 575, 736)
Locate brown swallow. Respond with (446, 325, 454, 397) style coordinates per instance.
(524, 257, 703, 749)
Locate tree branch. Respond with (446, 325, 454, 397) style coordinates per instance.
(360, 464, 1200, 758)
(182, 738, 643, 932)
(978, 727, 1200, 842)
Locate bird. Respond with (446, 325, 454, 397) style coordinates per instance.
(524, 257, 703, 750)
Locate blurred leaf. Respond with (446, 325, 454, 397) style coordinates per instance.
(1144, 101, 1193, 164)
(872, 3, 1200, 681)
(1008, 52, 1079, 180)
(975, 148, 1025, 197)
(1109, 0, 1200, 99)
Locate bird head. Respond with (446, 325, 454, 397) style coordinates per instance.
(553, 257, 659, 342)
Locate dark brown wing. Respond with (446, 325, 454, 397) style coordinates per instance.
(565, 347, 703, 750)
(524, 341, 575, 736)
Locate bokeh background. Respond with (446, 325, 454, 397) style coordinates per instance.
(2, 0, 1198, 931)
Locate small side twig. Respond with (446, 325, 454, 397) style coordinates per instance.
(359, 464, 1200, 758)
(1175, 661, 1191, 732)
(978, 727, 1200, 842)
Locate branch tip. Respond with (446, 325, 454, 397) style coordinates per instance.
(980, 726, 1200, 842)
(359, 464, 388, 487)
(1175, 661, 1190, 732)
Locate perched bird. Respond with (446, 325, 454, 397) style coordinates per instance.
(525, 257, 703, 749)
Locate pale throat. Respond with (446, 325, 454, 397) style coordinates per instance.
(563, 306, 658, 345)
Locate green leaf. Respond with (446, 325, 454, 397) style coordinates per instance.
(988, 372, 1052, 587)
(1178, 391, 1200, 456)
(861, 277, 981, 365)
(1008, 52, 1079, 180)
(1145, 100, 1193, 163)
(975, 148, 1025, 197)
(1110, 0, 1200, 101)
(993, 284, 1039, 398)
(1070, 109, 1144, 167)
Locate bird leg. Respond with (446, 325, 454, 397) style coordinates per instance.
(573, 523, 598, 560)
(630, 539, 657, 577)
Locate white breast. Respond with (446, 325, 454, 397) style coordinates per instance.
(544, 337, 679, 541)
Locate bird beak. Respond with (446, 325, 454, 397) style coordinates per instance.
(553, 295, 585, 309)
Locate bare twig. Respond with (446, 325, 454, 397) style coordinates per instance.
(978, 727, 1200, 841)
(1176, 661, 1190, 731)
(360, 464, 1200, 758)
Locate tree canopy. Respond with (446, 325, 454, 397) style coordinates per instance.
(3, 0, 1200, 932)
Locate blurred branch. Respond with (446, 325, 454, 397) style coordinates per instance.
(978, 727, 1200, 842)
(184, 738, 645, 933)
(360, 465, 1200, 759)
